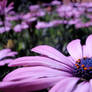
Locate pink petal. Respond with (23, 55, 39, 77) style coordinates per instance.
(0, 49, 11, 54)
(86, 35, 92, 58)
(6, 52, 18, 57)
(31, 45, 73, 67)
(0, 49, 17, 61)
(51, 0, 61, 5)
(67, 39, 83, 61)
(0, 76, 63, 92)
(0, 49, 11, 59)
(49, 77, 79, 92)
(74, 82, 89, 92)
(0, 27, 5, 34)
(21, 22, 28, 29)
(9, 56, 73, 72)
(68, 56, 75, 63)
(14, 24, 22, 32)
(90, 79, 92, 92)
(83, 45, 89, 57)
(6, 2, 14, 13)
(5, 26, 11, 32)
(22, 13, 31, 20)
(36, 21, 52, 29)
(3, 66, 71, 82)
(5, 6, 13, 13)
(0, 59, 14, 66)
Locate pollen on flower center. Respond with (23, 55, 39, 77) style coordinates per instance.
(73, 57, 92, 81)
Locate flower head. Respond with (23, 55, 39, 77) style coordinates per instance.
(1, 35, 92, 91)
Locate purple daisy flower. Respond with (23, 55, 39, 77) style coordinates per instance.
(1, 35, 92, 92)
(0, 49, 17, 66)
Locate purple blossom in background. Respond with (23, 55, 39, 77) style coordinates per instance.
(36, 20, 67, 29)
(80, 2, 92, 8)
(29, 5, 40, 12)
(29, 5, 45, 17)
(36, 21, 53, 29)
(68, 19, 80, 25)
(0, 49, 17, 66)
(57, 5, 73, 18)
(75, 19, 92, 28)
(13, 22, 28, 32)
(57, 4, 83, 18)
(1, 35, 92, 91)
(13, 13, 37, 32)
(0, 0, 92, 33)
(87, 14, 92, 19)
(50, 0, 61, 6)
(55, 2, 92, 29)
(0, 0, 16, 33)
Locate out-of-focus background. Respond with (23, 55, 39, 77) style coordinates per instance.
(0, 0, 92, 91)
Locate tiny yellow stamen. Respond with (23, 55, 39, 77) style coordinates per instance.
(75, 64, 79, 69)
(76, 60, 80, 63)
(76, 66, 79, 69)
(75, 64, 78, 66)
(81, 64, 85, 68)
(84, 67, 87, 70)
(89, 67, 92, 69)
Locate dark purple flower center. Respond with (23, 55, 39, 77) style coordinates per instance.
(73, 58, 92, 81)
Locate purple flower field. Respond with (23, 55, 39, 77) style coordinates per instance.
(0, 0, 92, 92)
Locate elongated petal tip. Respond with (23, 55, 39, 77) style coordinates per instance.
(32, 45, 74, 68)
(49, 77, 79, 92)
(31, 45, 48, 52)
(86, 34, 92, 58)
(67, 39, 82, 61)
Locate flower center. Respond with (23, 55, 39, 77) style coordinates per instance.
(73, 57, 92, 81)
